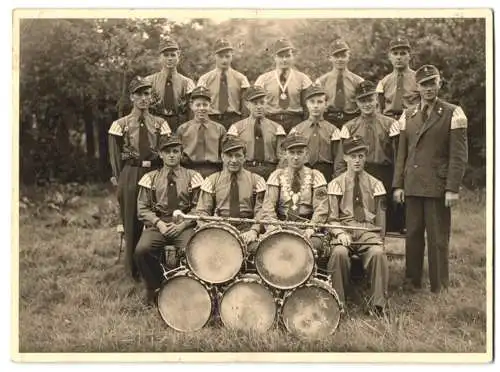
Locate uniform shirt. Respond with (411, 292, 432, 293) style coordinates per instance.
(376, 68, 417, 115)
(261, 166, 329, 225)
(335, 113, 400, 175)
(137, 166, 204, 225)
(315, 68, 364, 114)
(290, 118, 341, 164)
(254, 68, 313, 114)
(108, 110, 171, 179)
(327, 170, 386, 236)
(176, 119, 227, 163)
(145, 70, 195, 115)
(197, 67, 251, 115)
(196, 168, 267, 232)
(227, 116, 286, 163)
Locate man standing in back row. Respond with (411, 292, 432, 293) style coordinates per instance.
(316, 39, 364, 129)
(393, 65, 468, 294)
(254, 38, 313, 133)
(146, 37, 195, 132)
(197, 38, 251, 129)
(376, 37, 418, 120)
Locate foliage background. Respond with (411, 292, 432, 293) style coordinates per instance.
(18, 18, 486, 187)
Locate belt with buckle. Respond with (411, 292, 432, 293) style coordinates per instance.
(385, 111, 403, 118)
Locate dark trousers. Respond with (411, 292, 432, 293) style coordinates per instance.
(117, 164, 159, 279)
(244, 162, 277, 180)
(365, 163, 405, 233)
(183, 162, 222, 178)
(324, 111, 359, 130)
(266, 113, 304, 134)
(134, 227, 196, 291)
(209, 112, 243, 130)
(405, 196, 451, 292)
(307, 162, 334, 182)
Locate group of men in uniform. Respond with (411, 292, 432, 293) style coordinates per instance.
(108, 35, 468, 317)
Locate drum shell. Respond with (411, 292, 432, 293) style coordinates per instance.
(218, 273, 278, 332)
(280, 275, 343, 339)
(157, 268, 214, 332)
(254, 228, 317, 290)
(185, 222, 246, 284)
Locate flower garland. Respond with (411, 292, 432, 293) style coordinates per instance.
(279, 168, 313, 211)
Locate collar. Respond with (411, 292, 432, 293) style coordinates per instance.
(359, 112, 377, 120)
(222, 168, 243, 178)
(161, 68, 178, 76)
(394, 66, 411, 75)
(332, 67, 350, 75)
(420, 97, 438, 111)
(308, 117, 323, 126)
(194, 118, 209, 127)
(216, 66, 232, 74)
(275, 67, 294, 76)
(162, 165, 180, 177)
(346, 169, 366, 181)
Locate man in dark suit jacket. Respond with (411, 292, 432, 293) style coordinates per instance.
(393, 65, 468, 293)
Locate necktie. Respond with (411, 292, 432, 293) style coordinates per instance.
(421, 104, 429, 123)
(308, 121, 320, 165)
(364, 119, 376, 161)
(392, 72, 404, 112)
(219, 70, 229, 113)
(254, 118, 265, 162)
(195, 122, 206, 160)
(278, 70, 290, 109)
(163, 73, 176, 114)
(353, 173, 365, 222)
(166, 170, 179, 213)
(334, 70, 345, 111)
(291, 169, 301, 193)
(138, 114, 150, 159)
(229, 173, 240, 217)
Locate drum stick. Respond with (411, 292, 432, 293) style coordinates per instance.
(172, 210, 382, 233)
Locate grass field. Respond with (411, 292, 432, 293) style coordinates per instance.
(16, 185, 488, 353)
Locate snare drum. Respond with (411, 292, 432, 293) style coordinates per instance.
(185, 222, 245, 284)
(219, 273, 278, 332)
(255, 229, 316, 290)
(280, 276, 343, 339)
(157, 268, 213, 332)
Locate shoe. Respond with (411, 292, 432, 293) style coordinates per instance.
(145, 288, 159, 307)
(373, 305, 387, 318)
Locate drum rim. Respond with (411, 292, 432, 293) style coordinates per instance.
(280, 281, 342, 338)
(157, 273, 213, 332)
(254, 229, 316, 290)
(219, 276, 278, 331)
(185, 223, 246, 284)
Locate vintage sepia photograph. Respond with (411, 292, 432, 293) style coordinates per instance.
(11, 8, 493, 363)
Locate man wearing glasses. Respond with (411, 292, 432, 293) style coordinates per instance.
(376, 37, 418, 120)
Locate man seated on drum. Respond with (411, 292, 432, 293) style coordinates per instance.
(135, 134, 204, 306)
(195, 135, 267, 252)
(260, 132, 329, 252)
(326, 135, 389, 316)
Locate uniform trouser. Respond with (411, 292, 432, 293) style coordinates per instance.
(244, 162, 277, 180)
(365, 163, 406, 233)
(183, 162, 223, 179)
(405, 196, 451, 292)
(307, 162, 334, 182)
(327, 231, 389, 307)
(209, 112, 243, 130)
(134, 227, 196, 291)
(324, 111, 360, 130)
(117, 164, 160, 279)
(266, 113, 304, 134)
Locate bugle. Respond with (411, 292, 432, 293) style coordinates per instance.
(172, 210, 382, 233)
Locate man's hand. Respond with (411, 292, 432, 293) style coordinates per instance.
(241, 230, 258, 245)
(337, 232, 352, 247)
(304, 228, 315, 239)
(110, 176, 118, 187)
(157, 221, 184, 238)
(393, 188, 405, 204)
(445, 191, 460, 208)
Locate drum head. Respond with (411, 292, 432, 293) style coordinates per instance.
(158, 275, 212, 332)
(255, 231, 315, 289)
(282, 285, 342, 339)
(220, 281, 277, 332)
(186, 226, 244, 284)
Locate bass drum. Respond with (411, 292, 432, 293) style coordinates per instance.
(254, 228, 316, 290)
(219, 273, 277, 332)
(157, 268, 213, 332)
(280, 276, 343, 339)
(185, 222, 246, 284)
